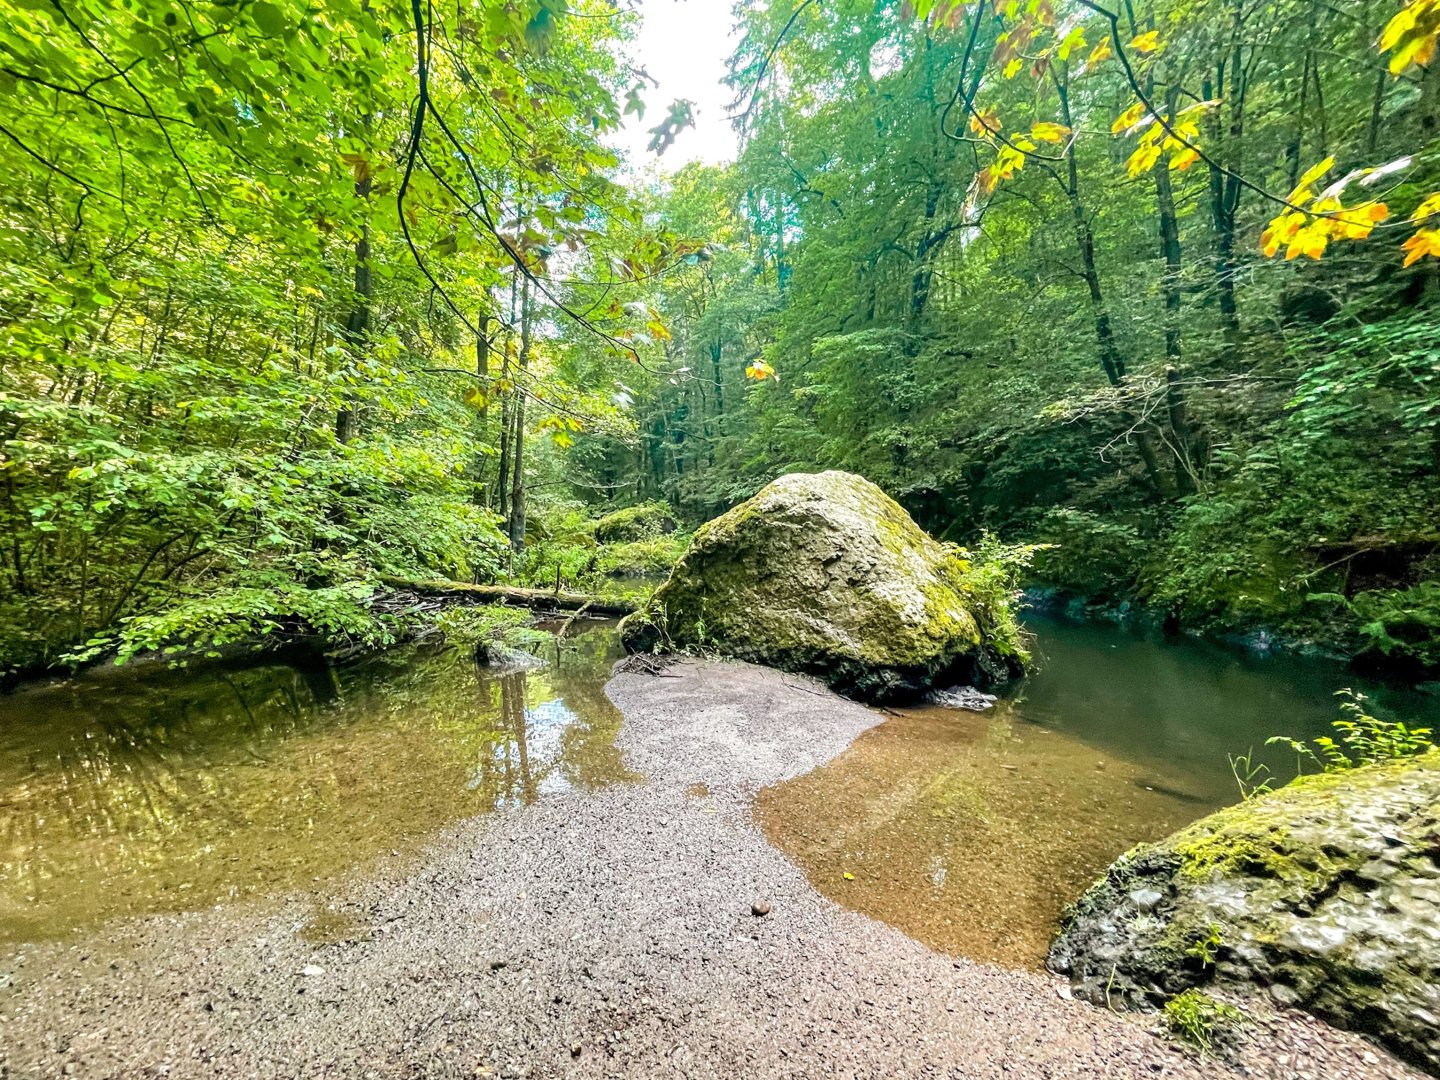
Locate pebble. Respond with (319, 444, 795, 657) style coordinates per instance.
(752, 901, 772, 917)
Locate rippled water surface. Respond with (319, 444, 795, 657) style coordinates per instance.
(0, 622, 631, 943)
(757, 615, 1436, 969)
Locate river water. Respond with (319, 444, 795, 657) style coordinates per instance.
(0, 614, 1432, 963)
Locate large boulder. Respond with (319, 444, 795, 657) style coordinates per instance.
(620, 471, 1016, 702)
(1048, 751, 1440, 1073)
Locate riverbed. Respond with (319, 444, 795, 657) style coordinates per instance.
(1, 615, 1430, 959)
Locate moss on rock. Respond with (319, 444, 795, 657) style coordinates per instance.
(622, 471, 1017, 702)
(1049, 751, 1440, 1073)
(593, 502, 677, 545)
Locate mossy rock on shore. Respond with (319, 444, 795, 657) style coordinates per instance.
(1048, 751, 1440, 1073)
(620, 470, 1015, 702)
(593, 502, 677, 544)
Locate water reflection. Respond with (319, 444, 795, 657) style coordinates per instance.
(0, 622, 632, 943)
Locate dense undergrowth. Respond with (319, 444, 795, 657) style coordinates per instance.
(3, 0, 1438, 679)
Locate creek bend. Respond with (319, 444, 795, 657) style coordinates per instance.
(0, 614, 1429, 962)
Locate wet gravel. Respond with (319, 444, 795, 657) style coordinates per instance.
(0, 659, 1419, 1079)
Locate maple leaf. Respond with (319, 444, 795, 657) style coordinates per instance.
(1401, 228, 1440, 266)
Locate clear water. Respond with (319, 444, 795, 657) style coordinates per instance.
(756, 615, 1437, 969)
(0, 621, 632, 943)
(0, 612, 1431, 963)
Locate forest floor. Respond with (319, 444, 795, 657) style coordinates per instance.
(0, 660, 1419, 1079)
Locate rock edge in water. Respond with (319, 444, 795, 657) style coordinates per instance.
(1048, 750, 1440, 1074)
(620, 471, 1020, 703)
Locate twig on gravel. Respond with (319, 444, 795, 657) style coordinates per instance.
(616, 653, 680, 677)
(781, 678, 830, 698)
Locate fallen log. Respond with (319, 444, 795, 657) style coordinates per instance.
(382, 576, 639, 617)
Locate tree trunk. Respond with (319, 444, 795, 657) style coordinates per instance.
(337, 164, 372, 445)
(1058, 79, 1125, 386)
(507, 278, 533, 551)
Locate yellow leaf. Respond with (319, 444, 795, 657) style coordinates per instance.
(842, 872, 855, 881)
(1129, 30, 1161, 53)
(1030, 121, 1072, 143)
(1004, 56, 1024, 79)
(992, 145, 1025, 180)
(1169, 148, 1200, 171)
(745, 359, 776, 381)
(1087, 37, 1113, 65)
(1379, 4, 1419, 52)
(1261, 211, 1306, 258)
(1127, 143, 1162, 176)
(1401, 228, 1440, 267)
(969, 107, 1001, 138)
(1057, 26, 1085, 60)
(1413, 192, 1440, 223)
(1288, 156, 1336, 204)
(1286, 222, 1329, 261)
(1110, 102, 1146, 134)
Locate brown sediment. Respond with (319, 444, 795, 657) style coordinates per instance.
(755, 702, 1221, 969)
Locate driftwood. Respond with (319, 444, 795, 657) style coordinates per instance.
(381, 576, 638, 617)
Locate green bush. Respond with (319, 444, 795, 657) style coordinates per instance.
(593, 534, 689, 578)
(1268, 689, 1434, 773)
(1349, 582, 1440, 669)
(951, 535, 1048, 666)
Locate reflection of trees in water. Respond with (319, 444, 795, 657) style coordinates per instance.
(466, 667, 539, 809)
(0, 624, 634, 938)
(1, 665, 325, 835)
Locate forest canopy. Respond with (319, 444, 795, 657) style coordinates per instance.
(2, 0, 1438, 676)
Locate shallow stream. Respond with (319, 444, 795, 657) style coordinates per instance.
(0, 614, 1431, 963)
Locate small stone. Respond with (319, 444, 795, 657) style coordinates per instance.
(300, 964, 325, 977)
(489, 958, 508, 971)
(1128, 888, 1164, 913)
(570, 1043, 582, 1058)
(751, 900, 772, 917)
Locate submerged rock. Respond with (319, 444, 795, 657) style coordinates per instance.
(925, 685, 998, 712)
(1048, 751, 1440, 1073)
(620, 470, 1020, 702)
(477, 643, 545, 672)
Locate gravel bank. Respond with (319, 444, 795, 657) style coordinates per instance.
(0, 659, 1418, 1079)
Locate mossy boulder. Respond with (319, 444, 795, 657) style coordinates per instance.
(620, 471, 1013, 702)
(593, 502, 677, 545)
(1048, 751, 1440, 1073)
